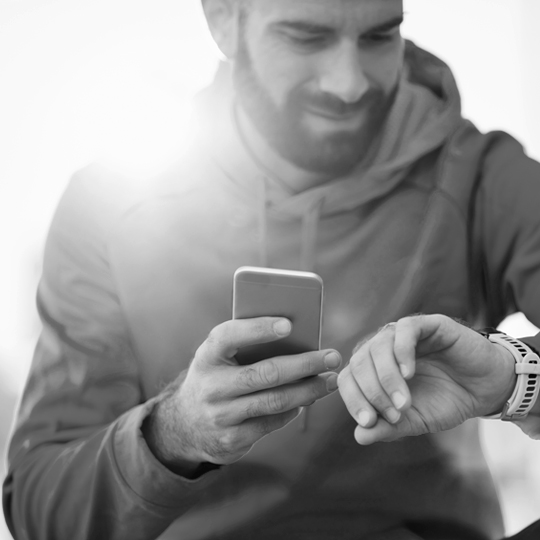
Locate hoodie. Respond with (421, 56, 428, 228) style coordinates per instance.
(5, 41, 540, 540)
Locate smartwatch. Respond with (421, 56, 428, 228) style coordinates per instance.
(478, 328, 540, 420)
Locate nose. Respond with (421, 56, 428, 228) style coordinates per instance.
(318, 41, 369, 104)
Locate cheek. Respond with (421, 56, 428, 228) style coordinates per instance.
(361, 40, 405, 94)
(252, 43, 316, 107)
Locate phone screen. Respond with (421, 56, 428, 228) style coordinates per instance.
(233, 267, 323, 364)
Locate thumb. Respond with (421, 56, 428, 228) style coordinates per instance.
(194, 317, 292, 367)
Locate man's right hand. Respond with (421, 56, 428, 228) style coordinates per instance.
(142, 317, 341, 476)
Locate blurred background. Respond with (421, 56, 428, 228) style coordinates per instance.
(1, 0, 540, 538)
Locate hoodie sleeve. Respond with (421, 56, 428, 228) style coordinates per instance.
(2, 168, 221, 540)
(476, 133, 540, 437)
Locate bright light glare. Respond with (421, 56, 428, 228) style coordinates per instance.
(0, 0, 220, 391)
(93, 74, 195, 179)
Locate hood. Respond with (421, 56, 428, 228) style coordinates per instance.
(195, 40, 464, 219)
(192, 40, 465, 274)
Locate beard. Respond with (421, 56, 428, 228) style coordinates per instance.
(233, 31, 399, 177)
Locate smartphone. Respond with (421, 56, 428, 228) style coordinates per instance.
(232, 266, 323, 365)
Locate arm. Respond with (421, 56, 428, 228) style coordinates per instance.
(3, 167, 340, 540)
(2, 170, 220, 540)
(337, 133, 540, 443)
(337, 314, 518, 444)
(474, 133, 540, 438)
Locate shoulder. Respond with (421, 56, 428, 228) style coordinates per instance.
(477, 131, 540, 218)
(436, 124, 540, 213)
(52, 148, 209, 243)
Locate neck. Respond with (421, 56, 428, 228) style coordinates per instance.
(234, 101, 353, 194)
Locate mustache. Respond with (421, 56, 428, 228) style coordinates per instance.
(297, 87, 388, 116)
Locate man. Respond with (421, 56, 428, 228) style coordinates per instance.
(4, 0, 540, 539)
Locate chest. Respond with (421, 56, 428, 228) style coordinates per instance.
(111, 182, 472, 398)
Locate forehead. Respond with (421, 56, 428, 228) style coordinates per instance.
(249, 0, 403, 29)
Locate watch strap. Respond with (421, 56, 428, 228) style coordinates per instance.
(479, 330, 540, 420)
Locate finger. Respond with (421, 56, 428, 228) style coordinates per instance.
(349, 343, 402, 424)
(231, 349, 341, 396)
(370, 336, 411, 413)
(395, 314, 453, 359)
(233, 372, 338, 421)
(353, 417, 402, 445)
(392, 316, 425, 378)
(337, 365, 378, 428)
(195, 317, 292, 367)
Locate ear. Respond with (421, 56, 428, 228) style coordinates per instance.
(201, 0, 240, 59)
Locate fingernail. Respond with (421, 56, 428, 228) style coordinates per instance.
(326, 374, 339, 392)
(385, 408, 401, 424)
(358, 410, 372, 427)
(392, 391, 407, 410)
(324, 352, 341, 370)
(400, 364, 410, 378)
(273, 319, 291, 336)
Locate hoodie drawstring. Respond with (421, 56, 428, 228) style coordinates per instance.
(299, 196, 325, 431)
(257, 177, 269, 267)
(300, 197, 325, 272)
(256, 179, 326, 432)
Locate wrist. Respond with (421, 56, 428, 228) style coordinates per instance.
(478, 329, 540, 420)
(484, 343, 517, 416)
(142, 397, 205, 479)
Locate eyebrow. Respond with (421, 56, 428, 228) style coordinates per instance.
(271, 14, 404, 36)
(365, 15, 404, 34)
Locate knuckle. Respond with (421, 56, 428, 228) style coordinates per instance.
(370, 393, 390, 411)
(300, 353, 316, 375)
(193, 341, 208, 362)
(267, 391, 290, 413)
(259, 361, 281, 387)
(379, 322, 396, 334)
(353, 332, 375, 355)
(247, 318, 272, 341)
(393, 340, 410, 354)
(337, 368, 349, 388)
(350, 357, 368, 378)
(396, 316, 414, 331)
(362, 384, 389, 410)
(370, 340, 389, 357)
(203, 381, 224, 403)
(200, 405, 220, 429)
(245, 399, 264, 419)
(378, 372, 397, 390)
(205, 326, 225, 349)
(236, 367, 259, 391)
(215, 430, 240, 456)
(311, 378, 327, 400)
(211, 407, 231, 427)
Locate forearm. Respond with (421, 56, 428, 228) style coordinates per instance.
(4, 402, 221, 540)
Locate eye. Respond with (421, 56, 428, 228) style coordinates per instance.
(362, 30, 399, 45)
(282, 31, 331, 49)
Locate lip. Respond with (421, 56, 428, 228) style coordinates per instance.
(303, 105, 362, 122)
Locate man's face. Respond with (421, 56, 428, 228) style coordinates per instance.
(232, 0, 404, 177)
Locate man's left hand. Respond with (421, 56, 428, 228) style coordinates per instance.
(337, 314, 516, 444)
